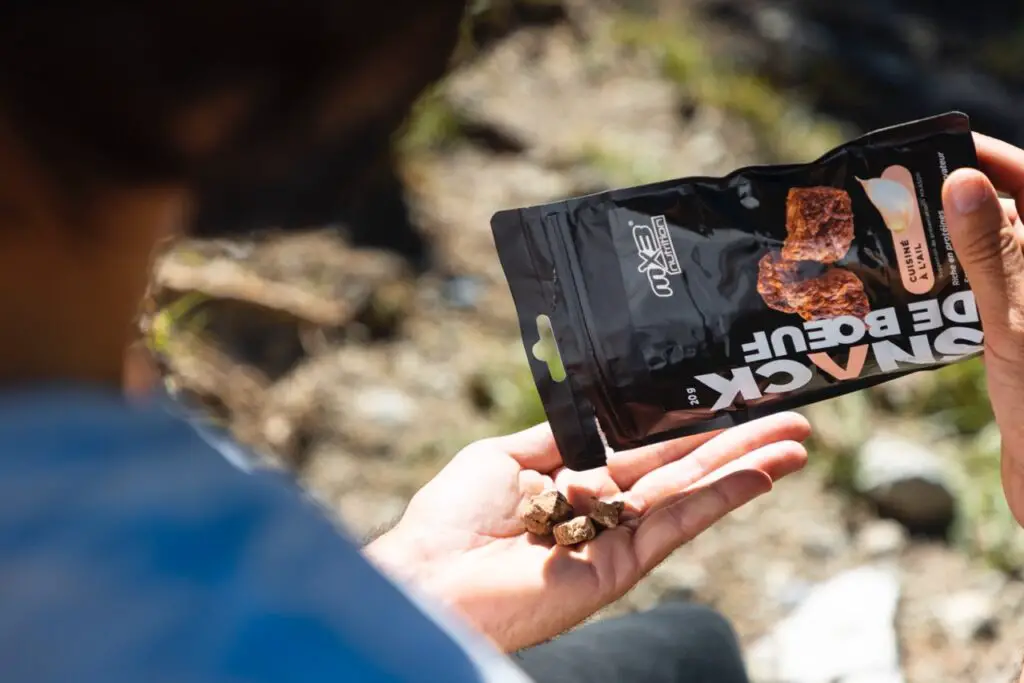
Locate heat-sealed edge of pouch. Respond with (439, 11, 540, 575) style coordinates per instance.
(490, 205, 608, 470)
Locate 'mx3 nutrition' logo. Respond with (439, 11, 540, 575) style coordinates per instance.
(631, 215, 681, 297)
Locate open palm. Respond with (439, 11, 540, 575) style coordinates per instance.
(366, 413, 809, 652)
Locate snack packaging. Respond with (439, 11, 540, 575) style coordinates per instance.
(491, 112, 981, 471)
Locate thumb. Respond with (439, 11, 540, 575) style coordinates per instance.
(942, 168, 1024, 359)
(944, 168, 1024, 529)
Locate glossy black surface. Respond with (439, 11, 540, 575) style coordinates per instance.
(493, 112, 979, 470)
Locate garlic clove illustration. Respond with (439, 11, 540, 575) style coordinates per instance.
(856, 176, 913, 234)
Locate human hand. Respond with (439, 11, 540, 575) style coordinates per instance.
(365, 413, 809, 652)
(943, 133, 1024, 528)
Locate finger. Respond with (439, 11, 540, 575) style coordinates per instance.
(489, 422, 564, 473)
(1002, 451, 1024, 531)
(605, 430, 723, 491)
(998, 198, 1024, 244)
(618, 413, 809, 500)
(974, 133, 1024, 203)
(683, 439, 806, 491)
(944, 166, 1024, 529)
(517, 469, 550, 499)
(975, 135, 1024, 242)
(1000, 197, 1019, 225)
(631, 469, 772, 573)
(626, 438, 807, 513)
(942, 168, 1024, 360)
(609, 411, 809, 490)
(553, 467, 621, 510)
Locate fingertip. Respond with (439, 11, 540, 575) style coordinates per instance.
(780, 411, 812, 440)
(764, 440, 809, 481)
(943, 168, 999, 217)
(749, 411, 812, 442)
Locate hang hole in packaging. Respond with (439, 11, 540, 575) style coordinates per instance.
(532, 314, 567, 382)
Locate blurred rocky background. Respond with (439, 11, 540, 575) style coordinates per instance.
(139, 1, 1024, 681)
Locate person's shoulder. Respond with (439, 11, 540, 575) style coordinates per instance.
(0, 386, 531, 683)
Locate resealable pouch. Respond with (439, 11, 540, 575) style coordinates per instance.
(492, 111, 981, 471)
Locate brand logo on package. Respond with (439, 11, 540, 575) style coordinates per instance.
(632, 215, 681, 297)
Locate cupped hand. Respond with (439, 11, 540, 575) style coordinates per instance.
(943, 133, 1024, 528)
(365, 413, 809, 652)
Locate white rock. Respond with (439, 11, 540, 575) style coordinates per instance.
(856, 519, 909, 558)
(854, 435, 955, 529)
(747, 565, 903, 683)
(352, 388, 417, 427)
(935, 590, 998, 643)
(800, 523, 846, 559)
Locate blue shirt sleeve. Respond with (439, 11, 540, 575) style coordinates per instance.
(0, 388, 531, 683)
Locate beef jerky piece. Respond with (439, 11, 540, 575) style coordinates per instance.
(757, 251, 800, 314)
(553, 516, 597, 546)
(782, 187, 855, 263)
(785, 268, 871, 321)
(520, 489, 573, 536)
(588, 498, 625, 529)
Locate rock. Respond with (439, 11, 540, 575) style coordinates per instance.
(588, 498, 624, 529)
(440, 275, 484, 310)
(857, 519, 909, 558)
(800, 523, 845, 559)
(774, 578, 814, 613)
(352, 388, 417, 429)
(521, 490, 574, 536)
(935, 590, 998, 643)
(747, 565, 903, 683)
(553, 516, 596, 546)
(854, 435, 956, 531)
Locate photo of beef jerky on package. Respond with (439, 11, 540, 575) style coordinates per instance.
(491, 112, 980, 471)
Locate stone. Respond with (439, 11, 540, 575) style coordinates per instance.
(747, 565, 903, 683)
(553, 516, 597, 546)
(588, 498, 624, 529)
(856, 519, 909, 558)
(521, 490, 573, 536)
(800, 523, 845, 559)
(854, 435, 956, 530)
(935, 590, 998, 643)
(441, 275, 484, 310)
(352, 388, 417, 428)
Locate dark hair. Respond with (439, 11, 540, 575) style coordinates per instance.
(0, 0, 467, 189)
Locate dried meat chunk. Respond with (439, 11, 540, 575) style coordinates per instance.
(553, 516, 597, 546)
(520, 490, 573, 536)
(785, 268, 870, 321)
(588, 498, 625, 529)
(758, 250, 869, 320)
(782, 187, 854, 263)
(757, 251, 800, 314)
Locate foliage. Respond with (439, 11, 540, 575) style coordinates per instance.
(610, 15, 848, 163)
(397, 86, 465, 156)
(144, 292, 211, 357)
(954, 423, 1024, 572)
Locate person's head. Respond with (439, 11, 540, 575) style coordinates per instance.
(0, 0, 467, 388)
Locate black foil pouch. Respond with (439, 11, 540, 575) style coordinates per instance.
(492, 111, 981, 471)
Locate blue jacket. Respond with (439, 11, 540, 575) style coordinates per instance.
(0, 387, 532, 683)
